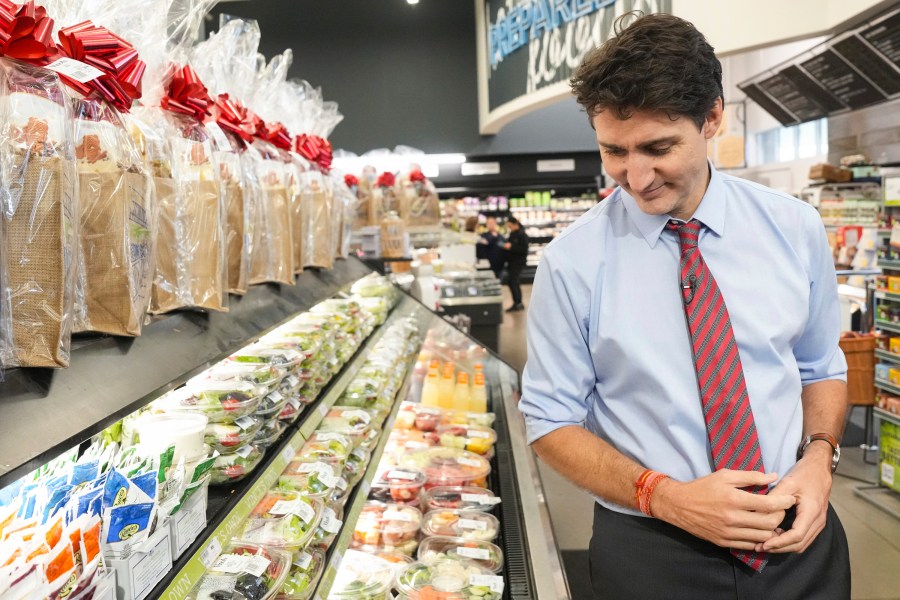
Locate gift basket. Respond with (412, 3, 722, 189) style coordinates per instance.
(0, 7, 77, 368)
(396, 165, 440, 227)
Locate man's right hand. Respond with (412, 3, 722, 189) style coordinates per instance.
(652, 470, 797, 550)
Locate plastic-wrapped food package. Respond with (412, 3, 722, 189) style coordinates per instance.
(248, 139, 294, 285)
(150, 66, 227, 313)
(345, 174, 368, 231)
(300, 168, 333, 269)
(71, 97, 154, 336)
(396, 168, 440, 227)
(285, 153, 306, 274)
(372, 172, 399, 222)
(0, 59, 77, 368)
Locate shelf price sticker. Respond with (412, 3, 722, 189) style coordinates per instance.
(318, 404, 329, 417)
(199, 537, 223, 569)
(281, 445, 296, 463)
(458, 457, 483, 468)
(882, 462, 895, 486)
(456, 546, 490, 560)
(469, 575, 505, 594)
(458, 518, 488, 531)
(461, 493, 501, 506)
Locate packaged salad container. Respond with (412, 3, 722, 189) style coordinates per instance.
(417, 536, 504, 573)
(240, 491, 324, 551)
(278, 397, 304, 423)
(255, 419, 287, 450)
(339, 377, 383, 410)
(255, 389, 291, 421)
(421, 510, 499, 542)
(230, 344, 305, 373)
(395, 557, 504, 600)
(350, 502, 423, 557)
(399, 448, 491, 490)
(421, 487, 500, 513)
(261, 329, 325, 360)
(328, 550, 395, 600)
(318, 406, 376, 445)
(277, 548, 326, 600)
(350, 274, 393, 298)
(369, 468, 427, 505)
(301, 432, 354, 462)
(197, 361, 284, 392)
(343, 446, 371, 488)
(188, 541, 291, 600)
(310, 502, 345, 550)
(205, 416, 263, 453)
(211, 444, 265, 484)
(435, 424, 497, 456)
(279, 459, 341, 498)
(154, 381, 264, 423)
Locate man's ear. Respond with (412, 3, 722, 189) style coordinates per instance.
(703, 97, 724, 140)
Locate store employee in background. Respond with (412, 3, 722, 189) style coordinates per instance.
(519, 13, 850, 600)
(503, 217, 529, 312)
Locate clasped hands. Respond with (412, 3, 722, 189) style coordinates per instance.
(652, 456, 832, 554)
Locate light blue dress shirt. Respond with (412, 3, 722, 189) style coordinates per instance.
(519, 163, 847, 515)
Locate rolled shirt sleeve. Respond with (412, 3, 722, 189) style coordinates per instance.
(794, 211, 848, 385)
(519, 250, 598, 444)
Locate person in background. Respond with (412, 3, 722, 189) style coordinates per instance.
(503, 217, 529, 312)
(518, 12, 849, 600)
(478, 217, 506, 279)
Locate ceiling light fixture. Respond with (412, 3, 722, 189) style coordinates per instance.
(407, 0, 419, 4)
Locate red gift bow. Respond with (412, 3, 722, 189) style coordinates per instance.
(344, 174, 358, 187)
(316, 138, 332, 172)
(213, 93, 255, 144)
(0, 0, 55, 61)
(161, 64, 212, 122)
(56, 20, 145, 112)
(263, 120, 292, 151)
(292, 134, 332, 172)
(409, 169, 427, 183)
(376, 172, 395, 188)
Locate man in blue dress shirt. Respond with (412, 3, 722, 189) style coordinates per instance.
(518, 13, 851, 599)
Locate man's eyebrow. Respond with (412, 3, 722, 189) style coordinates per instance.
(598, 136, 681, 151)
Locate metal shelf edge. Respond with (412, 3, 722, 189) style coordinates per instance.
(876, 320, 900, 335)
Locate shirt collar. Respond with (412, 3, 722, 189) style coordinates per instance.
(621, 159, 727, 248)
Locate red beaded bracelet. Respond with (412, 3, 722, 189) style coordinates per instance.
(634, 469, 670, 517)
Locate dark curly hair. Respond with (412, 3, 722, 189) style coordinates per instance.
(570, 12, 722, 130)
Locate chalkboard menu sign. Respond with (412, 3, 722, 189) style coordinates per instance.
(738, 83, 798, 126)
(758, 72, 828, 122)
(833, 35, 900, 96)
(863, 11, 900, 68)
(801, 49, 886, 110)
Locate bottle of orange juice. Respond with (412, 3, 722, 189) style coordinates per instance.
(438, 364, 456, 409)
(452, 372, 471, 411)
(421, 370, 440, 407)
(470, 373, 487, 413)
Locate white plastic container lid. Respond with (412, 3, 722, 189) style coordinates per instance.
(135, 412, 208, 464)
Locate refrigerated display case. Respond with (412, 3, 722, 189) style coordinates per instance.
(0, 257, 567, 600)
(435, 270, 504, 352)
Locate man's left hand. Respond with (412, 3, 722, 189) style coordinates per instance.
(757, 443, 833, 553)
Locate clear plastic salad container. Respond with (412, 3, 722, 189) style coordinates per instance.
(310, 502, 345, 550)
(311, 298, 363, 318)
(278, 398, 304, 423)
(369, 467, 427, 505)
(254, 419, 287, 450)
(350, 274, 394, 298)
(318, 406, 376, 445)
(339, 378, 383, 410)
(254, 389, 291, 421)
(421, 486, 500, 513)
(261, 329, 325, 360)
(230, 345, 305, 373)
(154, 382, 264, 423)
(350, 502, 423, 556)
(399, 448, 491, 490)
(301, 432, 354, 462)
(417, 536, 504, 573)
(211, 445, 265, 484)
(395, 557, 504, 600)
(421, 509, 500, 542)
(240, 491, 324, 551)
(328, 549, 395, 600)
(410, 405, 443, 432)
(435, 424, 497, 456)
(343, 446, 371, 488)
(187, 541, 291, 600)
(276, 548, 326, 600)
(196, 361, 284, 392)
(279, 459, 341, 498)
(204, 416, 263, 454)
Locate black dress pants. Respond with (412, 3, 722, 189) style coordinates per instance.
(507, 265, 523, 305)
(589, 502, 850, 599)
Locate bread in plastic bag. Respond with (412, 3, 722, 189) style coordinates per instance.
(0, 59, 77, 368)
(248, 140, 294, 285)
(396, 169, 440, 227)
(300, 169, 333, 270)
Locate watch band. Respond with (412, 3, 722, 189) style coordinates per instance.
(796, 432, 841, 472)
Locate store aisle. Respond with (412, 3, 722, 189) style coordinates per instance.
(497, 284, 900, 600)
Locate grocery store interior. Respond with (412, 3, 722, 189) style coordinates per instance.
(2, 1, 900, 599)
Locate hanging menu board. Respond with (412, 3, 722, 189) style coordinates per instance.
(757, 72, 828, 122)
(800, 49, 885, 110)
(833, 35, 900, 96)
(862, 11, 900, 68)
(738, 83, 798, 126)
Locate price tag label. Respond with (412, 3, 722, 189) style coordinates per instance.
(461, 494, 501, 506)
(444, 288, 456, 297)
(351, 448, 369, 461)
(458, 518, 488, 531)
(342, 410, 371, 424)
(404, 441, 429, 450)
(268, 390, 284, 403)
(468, 430, 491, 439)
(287, 398, 301, 410)
(456, 546, 490, 560)
(293, 552, 313, 570)
(212, 554, 270, 578)
(313, 432, 344, 442)
(46, 57, 104, 83)
(458, 457, 482, 468)
(320, 508, 343, 533)
(386, 470, 417, 481)
(468, 286, 479, 296)
(336, 477, 348, 491)
(383, 510, 414, 522)
(281, 445, 296, 463)
(235, 446, 254, 459)
(318, 404, 329, 417)
(235, 416, 256, 431)
(469, 575, 504, 594)
(287, 375, 301, 387)
(199, 538, 223, 568)
(270, 499, 316, 524)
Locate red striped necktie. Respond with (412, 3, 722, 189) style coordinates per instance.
(668, 218, 768, 572)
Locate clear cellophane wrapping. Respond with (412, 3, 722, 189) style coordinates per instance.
(286, 153, 306, 274)
(301, 168, 334, 269)
(371, 185, 399, 226)
(332, 173, 358, 259)
(71, 98, 154, 337)
(396, 174, 441, 227)
(207, 122, 251, 295)
(247, 140, 294, 285)
(353, 177, 372, 230)
(150, 111, 227, 313)
(0, 59, 77, 368)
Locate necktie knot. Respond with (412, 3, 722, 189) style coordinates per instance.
(667, 219, 701, 249)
